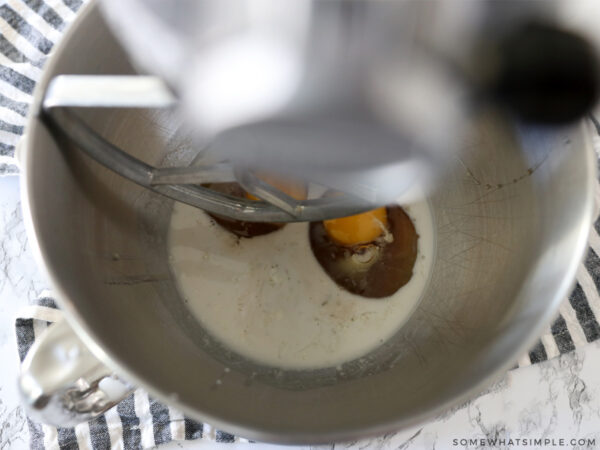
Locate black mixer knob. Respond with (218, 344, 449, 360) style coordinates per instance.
(492, 23, 599, 124)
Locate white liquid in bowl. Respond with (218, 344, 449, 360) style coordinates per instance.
(167, 200, 435, 369)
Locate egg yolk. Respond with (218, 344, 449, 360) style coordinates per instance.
(245, 173, 307, 201)
(323, 207, 388, 247)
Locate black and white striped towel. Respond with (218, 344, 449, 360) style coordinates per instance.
(5, 0, 600, 446)
(16, 295, 245, 449)
(0, 0, 82, 173)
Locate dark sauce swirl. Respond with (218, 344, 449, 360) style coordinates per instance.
(309, 206, 418, 298)
(204, 182, 284, 238)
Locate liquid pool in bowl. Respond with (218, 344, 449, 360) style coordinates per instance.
(167, 199, 435, 370)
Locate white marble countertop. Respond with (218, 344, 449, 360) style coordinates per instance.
(1, 173, 600, 450)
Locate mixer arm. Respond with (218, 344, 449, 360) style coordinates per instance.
(41, 75, 375, 223)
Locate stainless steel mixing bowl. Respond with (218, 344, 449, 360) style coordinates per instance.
(19, 2, 597, 444)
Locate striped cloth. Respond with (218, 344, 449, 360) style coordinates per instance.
(4, 0, 600, 446)
(0, 0, 81, 173)
(16, 296, 246, 449)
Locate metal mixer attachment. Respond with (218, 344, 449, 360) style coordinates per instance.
(41, 1, 600, 224)
(41, 75, 378, 223)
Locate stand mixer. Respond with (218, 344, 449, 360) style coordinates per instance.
(41, 0, 600, 223)
(15, 0, 600, 441)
